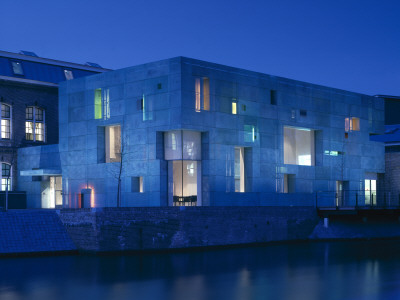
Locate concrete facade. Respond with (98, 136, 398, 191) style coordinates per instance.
(18, 57, 385, 208)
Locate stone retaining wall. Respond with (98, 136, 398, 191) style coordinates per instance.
(59, 207, 319, 252)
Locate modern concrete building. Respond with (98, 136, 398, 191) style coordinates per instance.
(0, 50, 108, 206)
(18, 57, 385, 208)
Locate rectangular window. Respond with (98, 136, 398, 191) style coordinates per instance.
(270, 90, 277, 105)
(232, 100, 237, 115)
(345, 117, 360, 132)
(195, 77, 210, 112)
(105, 125, 121, 163)
(284, 126, 315, 166)
(132, 176, 144, 193)
(94, 89, 102, 119)
(284, 174, 295, 193)
(244, 125, 257, 142)
(234, 147, 245, 192)
(94, 88, 110, 120)
(1, 163, 11, 191)
(11, 61, 23, 75)
(1, 104, 11, 139)
(26, 107, 45, 142)
(64, 70, 74, 80)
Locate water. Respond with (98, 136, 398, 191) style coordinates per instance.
(1, 240, 400, 300)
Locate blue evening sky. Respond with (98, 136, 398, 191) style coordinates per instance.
(1, 0, 399, 96)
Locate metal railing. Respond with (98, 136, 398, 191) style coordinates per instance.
(316, 190, 400, 209)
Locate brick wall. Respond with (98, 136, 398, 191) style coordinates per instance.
(0, 81, 58, 190)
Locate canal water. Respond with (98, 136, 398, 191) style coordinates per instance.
(0, 240, 400, 300)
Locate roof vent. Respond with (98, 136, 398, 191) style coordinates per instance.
(85, 62, 102, 68)
(19, 50, 38, 57)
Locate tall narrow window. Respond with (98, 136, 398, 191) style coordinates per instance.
(94, 88, 102, 119)
(232, 99, 237, 115)
(105, 125, 121, 163)
(94, 88, 110, 120)
(270, 90, 277, 105)
(1, 163, 11, 191)
(234, 147, 245, 192)
(1, 104, 11, 139)
(195, 77, 210, 112)
(284, 174, 295, 193)
(26, 107, 45, 142)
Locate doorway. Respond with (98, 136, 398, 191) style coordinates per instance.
(41, 176, 62, 208)
(365, 179, 376, 206)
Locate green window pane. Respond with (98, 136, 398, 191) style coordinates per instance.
(94, 88, 102, 119)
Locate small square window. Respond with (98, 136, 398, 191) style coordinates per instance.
(64, 70, 74, 80)
(11, 61, 24, 75)
(157, 83, 162, 89)
(132, 176, 143, 192)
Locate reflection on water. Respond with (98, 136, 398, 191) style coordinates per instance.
(1, 240, 400, 300)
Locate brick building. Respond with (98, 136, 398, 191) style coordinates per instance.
(0, 50, 108, 194)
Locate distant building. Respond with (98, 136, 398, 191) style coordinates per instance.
(18, 57, 385, 208)
(0, 50, 108, 195)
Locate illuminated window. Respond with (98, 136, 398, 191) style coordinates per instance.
(195, 77, 210, 112)
(232, 100, 237, 114)
(235, 147, 245, 192)
(105, 125, 121, 163)
(1, 104, 11, 139)
(1, 163, 11, 191)
(11, 61, 23, 75)
(26, 107, 45, 142)
(244, 125, 257, 142)
(284, 126, 315, 166)
(94, 88, 110, 120)
(64, 70, 74, 80)
(345, 117, 360, 132)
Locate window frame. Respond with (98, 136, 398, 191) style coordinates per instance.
(0, 103, 11, 140)
(1, 163, 11, 191)
(195, 77, 210, 112)
(25, 106, 45, 142)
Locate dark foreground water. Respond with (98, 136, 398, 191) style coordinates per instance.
(1, 240, 400, 300)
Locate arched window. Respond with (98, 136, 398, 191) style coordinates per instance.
(1, 163, 11, 191)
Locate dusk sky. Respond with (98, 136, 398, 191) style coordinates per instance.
(1, 0, 399, 96)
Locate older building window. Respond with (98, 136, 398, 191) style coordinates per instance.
(26, 107, 45, 142)
(284, 126, 315, 166)
(195, 77, 210, 112)
(1, 104, 11, 139)
(1, 163, 11, 191)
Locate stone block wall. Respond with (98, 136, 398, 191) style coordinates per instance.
(59, 206, 319, 252)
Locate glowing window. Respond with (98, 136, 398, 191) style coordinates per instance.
(105, 125, 121, 163)
(26, 107, 45, 142)
(1, 163, 11, 191)
(94, 88, 110, 120)
(234, 147, 245, 192)
(1, 104, 11, 139)
(345, 117, 360, 132)
(195, 77, 210, 112)
(284, 126, 315, 166)
(232, 100, 237, 115)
